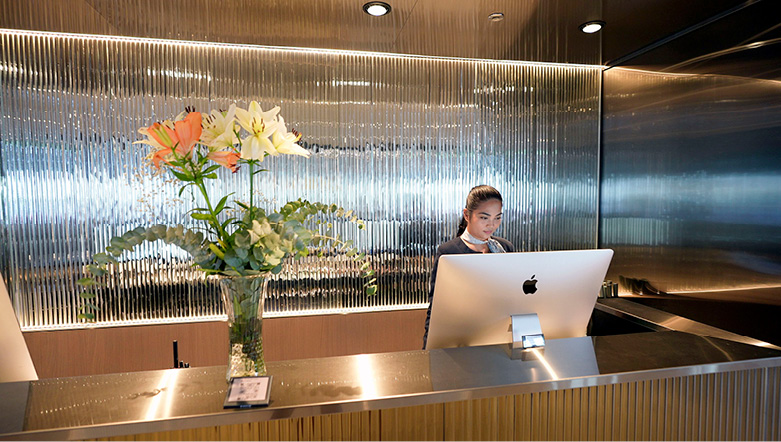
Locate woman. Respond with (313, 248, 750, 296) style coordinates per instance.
(423, 185, 515, 348)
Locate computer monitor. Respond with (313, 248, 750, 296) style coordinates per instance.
(425, 249, 614, 350)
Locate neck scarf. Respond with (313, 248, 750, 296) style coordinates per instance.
(461, 230, 506, 253)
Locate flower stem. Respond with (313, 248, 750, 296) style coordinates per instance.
(195, 179, 227, 241)
(249, 161, 254, 219)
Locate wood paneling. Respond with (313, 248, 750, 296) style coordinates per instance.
(23, 309, 428, 378)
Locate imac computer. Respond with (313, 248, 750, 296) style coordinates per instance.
(425, 249, 614, 350)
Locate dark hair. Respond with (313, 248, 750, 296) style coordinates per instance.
(456, 185, 503, 237)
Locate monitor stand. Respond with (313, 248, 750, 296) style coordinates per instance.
(509, 313, 546, 360)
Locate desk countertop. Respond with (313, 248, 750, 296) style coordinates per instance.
(2, 331, 780, 440)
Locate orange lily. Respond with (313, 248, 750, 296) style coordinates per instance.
(141, 112, 203, 169)
(173, 112, 202, 158)
(207, 150, 241, 173)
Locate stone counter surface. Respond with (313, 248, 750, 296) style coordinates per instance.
(2, 331, 780, 440)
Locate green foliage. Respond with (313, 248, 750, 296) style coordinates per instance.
(77, 190, 376, 321)
(77, 109, 377, 322)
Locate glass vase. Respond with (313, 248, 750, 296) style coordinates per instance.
(215, 274, 269, 381)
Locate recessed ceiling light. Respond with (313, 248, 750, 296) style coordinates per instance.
(579, 20, 605, 34)
(488, 12, 504, 22)
(363, 1, 391, 17)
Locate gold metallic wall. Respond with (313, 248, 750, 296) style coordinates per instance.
(0, 30, 600, 329)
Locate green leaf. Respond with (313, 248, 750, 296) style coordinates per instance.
(110, 237, 132, 251)
(79, 291, 96, 299)
(203, 173, 218, 179)
(366, 285, 378, 296)
(86, 265, 107, 276)
(190, 212, 212, 221)
(77, 277, 98, 287)
(170, 169, 193, 182)
(81, 302, 99, 311)
(93, 253, 113, 265)
(203, 164, 221, 174)
(150, 224, 167, 238)
(214, 195, 230, 214)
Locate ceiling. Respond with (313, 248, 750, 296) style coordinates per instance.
(0, 0, 779, 78)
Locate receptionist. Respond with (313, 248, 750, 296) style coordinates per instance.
(423, 185, 515, 348)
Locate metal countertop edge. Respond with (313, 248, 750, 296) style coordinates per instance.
(4, 355, 781, 441)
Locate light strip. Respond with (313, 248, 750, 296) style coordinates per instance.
(19, 304, 429, 331)
(0, 28, 605, 69)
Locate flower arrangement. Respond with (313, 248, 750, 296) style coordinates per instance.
(77, 101, 376, 321)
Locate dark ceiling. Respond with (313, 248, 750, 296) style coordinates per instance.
(602, 0, 781, 80)
(0, 0, 779, 79)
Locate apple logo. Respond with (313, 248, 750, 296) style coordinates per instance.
(522, 275, 538, 295)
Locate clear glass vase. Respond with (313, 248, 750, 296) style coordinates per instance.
(215, 274, 269, 381)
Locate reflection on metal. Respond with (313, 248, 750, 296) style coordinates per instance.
(4, 333, 781, 440)
(601, 67, 781, 303)
(0, 30, 601, 329)
(0, 0, 601, 65)
(596, 298, 781, 350)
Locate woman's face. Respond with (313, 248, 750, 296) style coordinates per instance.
(464, 199, 503, 241)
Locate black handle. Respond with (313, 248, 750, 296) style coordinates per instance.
(173, 340, 179, 369)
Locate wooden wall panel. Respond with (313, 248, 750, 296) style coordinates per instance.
(23, 309, 428, 379)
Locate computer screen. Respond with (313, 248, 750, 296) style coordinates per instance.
(425, 249, 614, 350)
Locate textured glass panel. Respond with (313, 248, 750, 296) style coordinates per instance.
(0, 30, 600, 329)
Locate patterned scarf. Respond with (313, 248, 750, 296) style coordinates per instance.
(460, 230, 506, 253)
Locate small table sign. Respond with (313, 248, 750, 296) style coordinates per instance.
(223, 376, 272, 408)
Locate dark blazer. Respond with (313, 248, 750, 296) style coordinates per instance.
(422, 236, 515, 348)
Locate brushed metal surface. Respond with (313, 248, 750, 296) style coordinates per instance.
(596, 298, 781, 350)
(0, 0, 602, 65)
(0, 30, 600, 329)
(1, 332, 780, 440)
(601, 67, 781, 304)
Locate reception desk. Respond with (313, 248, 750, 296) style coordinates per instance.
(2, 331, 781, 441)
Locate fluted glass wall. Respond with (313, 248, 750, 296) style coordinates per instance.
(0, 30, 601, 329)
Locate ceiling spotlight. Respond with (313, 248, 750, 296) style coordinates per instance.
(579, 20, 605, 34)
(488, 12, 504, 22)
(363, 1, 391, 16)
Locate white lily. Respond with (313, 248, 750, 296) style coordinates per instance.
(272, 116, 310, 158)
(201, 104, 239, 151)
(235, 101, 280, 160)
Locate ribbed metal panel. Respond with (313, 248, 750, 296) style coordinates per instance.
(0, 30, 600, 329)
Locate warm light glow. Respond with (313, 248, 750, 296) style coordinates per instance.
(363, 2, 391, 16)
(144, 369, 180, 420)
(530, 348, 559, 380)
(0, 29, 603, 70)
(356, 354, 379, 397)
(579, 21, 605, 34)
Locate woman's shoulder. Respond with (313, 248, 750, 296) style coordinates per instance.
(436, 237, 469, 255)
